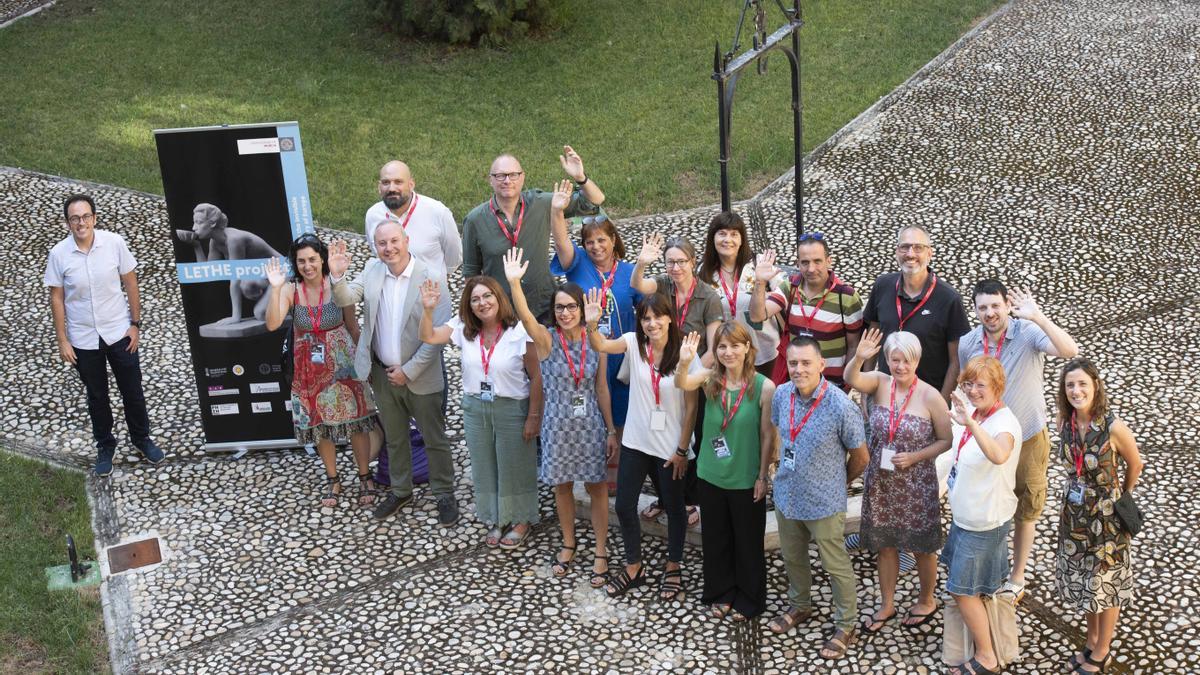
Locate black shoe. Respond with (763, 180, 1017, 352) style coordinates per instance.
(436, 495, 460, 527)
(134, 439, 166, 465)
(372, 492, 412, 520)
(95, 446, 116, 477)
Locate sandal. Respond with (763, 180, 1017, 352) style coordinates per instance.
(1066, 648, 1093, 671)
(710, 603, 731, 620)
(819, 627, 857, 660)
(1073, 652, 1112, 674)
(589, 555, 610, 589)
(551, 545, 576, 577)
(951, 656, 1000, 674)
(862, 608, 897, 634)
(320, 473, 341, 507)
(499, 524, 531, 550)
(686, 505, 700, 528)
(768, 607, 812, 634)
(640, 501, 664, 521)
(356, 471, 378, 506)
(484, 526, 503, 548)
(999, 580, 1026, 604)
(902, 603, 938, 628)
(730, 608, 748, 622)
(605, 563, 647, 598)
(658, 566, 684, 601)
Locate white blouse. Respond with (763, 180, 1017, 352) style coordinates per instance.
(947, 406, 1022, 531)
(620, 332, 702, 461)
(449, 318, 533, 399)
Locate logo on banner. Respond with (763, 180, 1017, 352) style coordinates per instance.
(232, 364, 245, 376)
(258, 363, 272, 375)
(206, 367, 228, 378)
(207, 386, 239, 397)
(279, 137, 296, 152)
(250, 382, 281, 394)
(211, 403, 240, 416)
(251, 401, 273, 413)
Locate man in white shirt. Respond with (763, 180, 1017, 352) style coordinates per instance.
(364, 160, 462, 280)
(45, 194, 164, 476)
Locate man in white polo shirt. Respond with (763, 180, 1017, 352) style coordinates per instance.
(364, 160, 462, 279)
(45, 194, 164, 476)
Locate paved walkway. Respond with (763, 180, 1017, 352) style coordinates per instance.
(3, 0, 1199, 672)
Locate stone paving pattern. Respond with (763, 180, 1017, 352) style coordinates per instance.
(0, 0, 51, 26)
(3, 0, 1200, 672)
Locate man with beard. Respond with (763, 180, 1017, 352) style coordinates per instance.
(364, 160, 462, 280)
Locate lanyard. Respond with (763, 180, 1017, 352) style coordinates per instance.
(646, 341, 662, 406)
(490, 196, 525, 246)
(887, 378, 918, 444)
(298, 281, 325, 331)
(788, 380, 829, 444)
(794, 276, 835, 329)
(954, 400, 1001, 463)
(895, 274, 938, 330)
(556, 328, 587, 388)
(717, 269, 739, 318)
(596, 259, 618, 295)
(719, 377, 751, 431)
(389, 194, 420, 230)
(1070, 412, 1086, 478)
(674, 278, 697, 328)
(479, 326, 504, 377)
(983, 329, 1006, 359)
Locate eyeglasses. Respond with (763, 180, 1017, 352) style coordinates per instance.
(960, 381, 991, 392)
(664, 259, 691, 269)
(582, 214, 609, 226)
(798, 231, 825, 242)
(554, 303, 580, 314)
(896, 243, 930, 253)
(489, 171, 524, 182)
(67, 213, 95, 226)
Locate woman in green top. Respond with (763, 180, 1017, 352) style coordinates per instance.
(676, 321, 776, 620)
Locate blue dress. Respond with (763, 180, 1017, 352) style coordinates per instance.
(538, 332, 607, 484)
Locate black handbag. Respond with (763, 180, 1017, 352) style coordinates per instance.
(1113, 492, 1143, 537)
(280, 326, 294, 386)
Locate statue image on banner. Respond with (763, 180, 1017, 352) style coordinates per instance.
(177, 202, 285, 339)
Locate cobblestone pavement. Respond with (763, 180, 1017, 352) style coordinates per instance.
(0, 0, 52, 27)
(3, 0, 1199, 672)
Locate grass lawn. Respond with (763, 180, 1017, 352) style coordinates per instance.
(0, 451, 107, 673)
(0, 0, 1000, 228)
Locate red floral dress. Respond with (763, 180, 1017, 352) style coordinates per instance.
(861, 405, 943, 554)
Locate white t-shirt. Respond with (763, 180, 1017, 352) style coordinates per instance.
(711, 262, 787, 366)
(947, 406, 1022, 531)
(620, 332, 701, 461)
(43, 230, 138, 349)
(449, 318, 533, 399)
(364, 194, 463, 280)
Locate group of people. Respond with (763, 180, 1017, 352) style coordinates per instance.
(46, 145, 1143, 673)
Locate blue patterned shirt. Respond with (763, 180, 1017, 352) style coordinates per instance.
(771, 378, 866, 521)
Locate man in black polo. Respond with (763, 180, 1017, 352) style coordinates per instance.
(862, 225, 969, 402)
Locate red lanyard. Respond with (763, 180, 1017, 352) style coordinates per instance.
(983, 329, 1006, 359)
(298, 282, 325, 331)
(895, 274, 937, 330)
(788, 380, 829, 443)
(718, 269, 739, 318)
(887, 378, 918, 444)
(719, 377, 751, 431)
(1070, 412, 1086, 478)
(674, 278, 697, 328)
(490, 197, 525, 246)
(597, 260, 618, 295)
(390, 194, 420, 229)
(794, 277, 834, 329)
(646, 341, 662, 406)
(955, 400, 1001, 462)
(556, 328, 587, 388)
(479, 326, 504, 377)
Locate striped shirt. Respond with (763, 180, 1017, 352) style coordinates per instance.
(773, 273, 864, 386)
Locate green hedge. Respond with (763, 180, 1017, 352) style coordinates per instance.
(373, 0, 568, 46)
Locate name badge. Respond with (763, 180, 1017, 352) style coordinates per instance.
(597, 317, 611, 337)
(1067, 480, 1086, 505)
(480, 380, 495, 402)
(880, 445, 897, 472)
(310, 343, 326, 364)
(571, 393, 586, 418)
(781, 446, 796, 471)
(711, 435, 732, 459)
(946, 466, 957, 490)
(794, 330, 814, 339)
(650, 407, 667, 431)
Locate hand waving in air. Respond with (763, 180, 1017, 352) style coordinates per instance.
(584, 287, 605, 326)
(949, 389, 971, 427)
(1007, 288, 1042, 321)
(558, 145, 587, 182)
(265, 256, 287, 287)
(328, 240, 351, 278)
(753, 249, 779, 283)
(419, 279, 442, 310)
(678, 332, 701, 365)
(503, 247, 529, 284)
(638, 232, 665, 266)
(856, 326, 883, 361)
(550, 179, 573, 212)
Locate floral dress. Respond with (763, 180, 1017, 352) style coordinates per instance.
(860, 405, 943, 554)
(290, 282, 376, 445)
(1054, 413, 1134, 612)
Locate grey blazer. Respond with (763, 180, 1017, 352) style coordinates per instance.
(333, 257, 451, 396)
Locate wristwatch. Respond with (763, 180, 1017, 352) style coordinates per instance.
(130, 320, 142, 328)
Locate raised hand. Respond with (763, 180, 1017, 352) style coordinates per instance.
(754, 249, 779, 283)
(559, 144, 586, 182)
(679, 332, 700, 364)
(265, 256, 287, 287)
(949, 389, 970, 426)
(503, 247, 529, 283)
(584, 287, 604, 325)
(328, 240, 350, 278)
(1008, 288, 1041, 321)
(419, 279, 441, 310)
(856, 327, 883, 361)
(550, 179, 573, 212)
(638, 232, 665, 266)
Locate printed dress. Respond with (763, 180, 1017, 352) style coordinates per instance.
(290, 287, 376, 445)
(539, 334, 607, 484)
(860, 405, 943, 554)
(1054, 413, 1134, 612)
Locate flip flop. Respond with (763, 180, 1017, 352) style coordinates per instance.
(640, 502, 664, 520)
(902, 605, 938, 628)
(862, 609, 897, 634)
(686, 505, 701, 528)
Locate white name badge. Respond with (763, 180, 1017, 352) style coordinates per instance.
(712, 435, 732, 459)
(781, 447, 796, 471)
(571, 393, 586, 418)
(650, 407, 667, 431)
(946, 466, 957, 490)
(480, 381, 495, 402)
(310, 343, 326, 364)
(597, 317, 611, 336)
(880, 445, 897, 472)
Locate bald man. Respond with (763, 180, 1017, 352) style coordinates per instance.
(364, 160, 462, 280)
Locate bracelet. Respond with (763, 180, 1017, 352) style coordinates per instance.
(675, 447, 689, 458)
(607, 430, 617, 437)
(576, 175, 589, 186)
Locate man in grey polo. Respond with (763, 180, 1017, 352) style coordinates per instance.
(330, 221, 458, 525)
(461, 145, 605, 321)
(958, 278, 1078, 599)
(768, 336, 868, 660)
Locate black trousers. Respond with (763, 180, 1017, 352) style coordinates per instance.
(73, 336, 150, 451)
(699, 477, 767, 618)
(648, 389, 703, 507)
(616, 446, 687, 564)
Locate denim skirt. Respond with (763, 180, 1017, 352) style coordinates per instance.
(940, 520, 1012, 596)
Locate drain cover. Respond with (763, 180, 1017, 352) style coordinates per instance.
(107, 537, 163, 573)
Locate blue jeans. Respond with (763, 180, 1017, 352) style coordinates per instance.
(73, 336, 150, 451)
(616, 445, 687, 564)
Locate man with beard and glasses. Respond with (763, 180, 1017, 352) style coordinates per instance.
(365, 160, 462, 280)
(462, 146, 605, 322)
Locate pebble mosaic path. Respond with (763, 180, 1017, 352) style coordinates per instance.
(3, 0, 1199, 672)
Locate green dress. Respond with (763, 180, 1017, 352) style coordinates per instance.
(697, 373, 766, 490)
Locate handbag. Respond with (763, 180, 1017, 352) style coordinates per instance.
(280, 325, 295, 386)
(983, 590, 1020, 667)
(1113, 492, 1144, 537)
(941, 595, 973, 666)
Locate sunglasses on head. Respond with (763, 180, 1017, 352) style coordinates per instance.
(294, 233, 321, 245)
(798, 231, 825, 242)
(582, 214, 609, 226)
